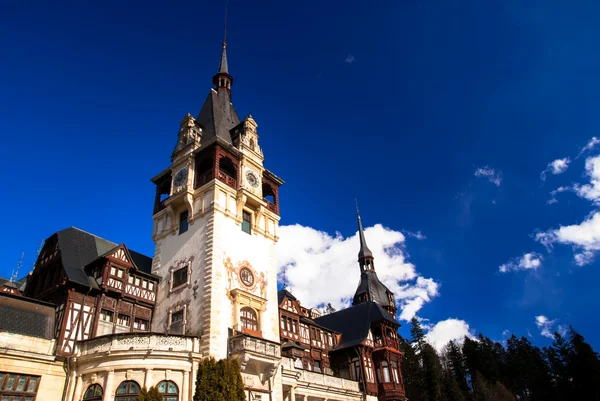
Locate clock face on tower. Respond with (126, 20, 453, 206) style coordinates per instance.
(245, 170, 259, 188)
(174, 168, 188, 187)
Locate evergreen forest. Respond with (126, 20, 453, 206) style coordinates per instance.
(401, 317, 600, 401)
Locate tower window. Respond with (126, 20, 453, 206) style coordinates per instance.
(381, 360, 391, 383)
(240, 307, 258, 332)
(172, 265, 188, 288)
(179, 210, 188, 234)
(170, 309, 184, 334)
(241, 211, 252, 234)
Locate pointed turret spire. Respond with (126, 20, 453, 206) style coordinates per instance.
(356, 200, 374, 274)
(212, 2, 233, 92)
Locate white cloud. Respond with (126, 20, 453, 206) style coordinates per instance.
(425, 318, 476, 352)
(540, 158, 571, 181)
(535, 315, 568, 339)
(502, 329, 510, 337)
(573, 155, 600, 203)
(577, 136, 600, 158)
(499, 252, 543, 273)
(277, 223, 439, 321)
(345, 54, 355, 64)
(535, 211, 600, 266)
(404, 230, 427, 240)
(474, 166, 502, 186)
(547, 186, 571, 204)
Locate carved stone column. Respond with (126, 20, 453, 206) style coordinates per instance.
(182, 370, 190, 400)
(72, 375, 83, 401)
(102, 370, 114, 401)
(289, 385, 296, 401)
(144, 368, 153, 390)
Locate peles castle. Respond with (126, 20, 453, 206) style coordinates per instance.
(0, 36, 407, 401)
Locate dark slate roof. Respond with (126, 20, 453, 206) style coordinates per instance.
(313, 301, 398, 350)
(356, 210, 373, 260)
(218, 44, 229, 74)
(196, 89, 240, 146)
(353, 270, 394, 308)
(0, 292, 56, 339)
(277, 289, 297, 305)
(54, 227, 153, 289)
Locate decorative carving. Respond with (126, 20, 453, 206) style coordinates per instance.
(172, 114, 202, 160)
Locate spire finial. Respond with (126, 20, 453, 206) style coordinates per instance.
(355, 200, 373, 263)
(223, 0, 228, 47)
(213, 1, 232, 90)
(10, 253, 24, 283)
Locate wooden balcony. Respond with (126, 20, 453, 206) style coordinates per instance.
(378, 382, 406, 401)
(374, 337, 399, 350)
(195, 170, 214, 188)
(217, 170, 237, 189)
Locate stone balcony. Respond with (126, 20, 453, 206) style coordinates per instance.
(76, 333, 201, 357)
(281, 357, 361, 398)
(228, 334, 281, 382)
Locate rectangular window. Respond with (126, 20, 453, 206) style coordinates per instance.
(179, 210, 189, 234)
(0, 372, 40, 399)
(133, 318, 148, 331)
(127, 275, 134, 284)
(149, 282, 154, 291)
(280, 316, 286, 330)
(142, 280, 147, 289)
(172, 266, 188, 288)
(100, 309, 114, 322)
(135, 277, 141, 286)
(292, 320, 298, 334)
(313, 360, 322, 373)
(117, 269, 124, 278)
(300, 324, 310, 343)
(117, 314, 130, 327)
(391, 361, 400, 383)
(241, 211, 251, 234)
(170, 310, 184, 334)
(327, 333, 333, 347)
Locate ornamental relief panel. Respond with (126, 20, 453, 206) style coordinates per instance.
(224, 254, 268, 300)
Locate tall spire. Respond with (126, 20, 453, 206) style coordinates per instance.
(356, 200, 373, 261)
(218, 1, 229, 74)
(213, 1, 233, 92)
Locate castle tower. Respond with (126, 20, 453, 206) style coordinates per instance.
(149, 36, 284, 386)
(352, 207, 397, 316)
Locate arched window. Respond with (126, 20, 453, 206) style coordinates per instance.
(157, 380, 179, 401)
(262, 183, 276, 204)
(249, 138, 255, 150)
(83, 384, 103, 400)
(218, 156, 237, 180)
(240, 307, 258, 331)
(115, 380, 140, 401)
(381, 360, 391, 383)
(194, 156, 214, 188)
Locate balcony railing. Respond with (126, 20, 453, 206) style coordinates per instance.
(281, 357, 360, 392)
(265, 199, 278, 215)
(228, 334, 280, 359)
(77, 333, 200, 356)
(374, 337, 399, 350)
(217, 170, 237, 190)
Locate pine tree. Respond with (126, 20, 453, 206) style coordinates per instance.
(545, 332, 571, 399)
(193, 357, 223, 401)
(441, 368, 466, 401)
(444, 340, 469, 394)
(568, 327, 600, 401)
(410, 317, 427, 351)
(137, 387, 148, 401)
(147, 386, 161, 401)
(421, 343, 443, 401)
(400, 335, 425, 401)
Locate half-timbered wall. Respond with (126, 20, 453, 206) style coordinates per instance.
(58, 290, 97, 355)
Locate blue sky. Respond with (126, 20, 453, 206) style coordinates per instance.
(2, 0, 600, 349)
